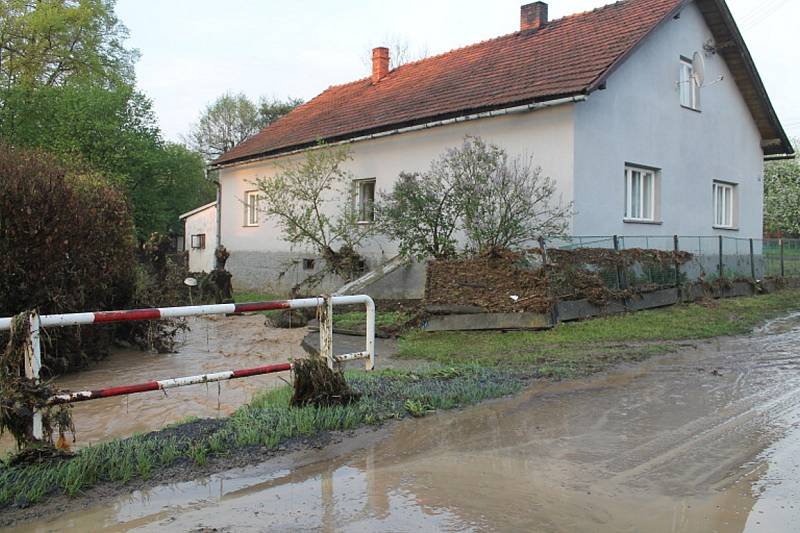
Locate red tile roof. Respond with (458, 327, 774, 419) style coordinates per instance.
(213, 0, 686, 166)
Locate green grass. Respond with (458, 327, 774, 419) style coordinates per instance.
(398, 289, 800, 370)
(234, 294, 411, 332)
(333, 310, 412, 330)
(0, 366, 524, 510)
(233, 291, 286, 317)
(233, 291, 284, 303)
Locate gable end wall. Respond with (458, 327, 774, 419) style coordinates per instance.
(573, 1, 764, 239)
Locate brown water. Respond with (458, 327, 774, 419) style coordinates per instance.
(11, 313, 800, 532)
(1, 315, 307, 454)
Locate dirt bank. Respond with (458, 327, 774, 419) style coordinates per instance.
(9, 314, 800, 531)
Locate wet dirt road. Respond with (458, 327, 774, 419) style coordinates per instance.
(14, 314, 800, 532)
(1, 315, 307, 454)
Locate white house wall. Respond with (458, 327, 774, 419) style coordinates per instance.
(219, 105, 576, 292)
(573, 0, 764, 241)
(184, 206, 217, 273)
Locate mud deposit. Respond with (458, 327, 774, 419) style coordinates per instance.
(1, 315, 307, 454)
(10, 314, 800, 532)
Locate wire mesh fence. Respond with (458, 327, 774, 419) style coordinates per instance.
(541, 235, 800, 292)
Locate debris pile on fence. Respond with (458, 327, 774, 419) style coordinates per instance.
(425, 249, 551, 313)
(0, 312, 74, 453)
(426, 246, 693, 312)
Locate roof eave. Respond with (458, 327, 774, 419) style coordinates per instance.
(699, 0, 793, 157)
(210, 92, 588, 169)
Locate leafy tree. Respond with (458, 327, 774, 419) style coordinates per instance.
(764, 147, 800, 237)
(0, 84, 214, 237)
(255, 143, 374, 284)
(258, 96, 303, 127)
(0, 0, 136, 89)
(187, 92, 301, 161)
(379, 171, 463, 261)
(455, 137, 571, 252)
(186, 92, 260, 160)
(380, 137, 572, 259)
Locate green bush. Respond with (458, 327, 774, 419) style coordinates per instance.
(0, 144, 136, 373)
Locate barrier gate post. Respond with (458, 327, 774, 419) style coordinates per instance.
(24, 311, 44, 440)
(319, 294, 334, 369)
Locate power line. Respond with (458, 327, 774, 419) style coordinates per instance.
(736, 0, 779, 26)
(739, 0, 790, 30)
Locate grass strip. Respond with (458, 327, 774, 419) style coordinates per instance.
(397, 289, 800, 369)
(0, 366, 524, 510)
(332, 310, 411, 330)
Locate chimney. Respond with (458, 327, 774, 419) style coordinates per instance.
(372, 47, 390, 84)
(520, 2, 548, 31)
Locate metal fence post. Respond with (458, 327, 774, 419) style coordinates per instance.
(319, 295, 334, 369)
(780, 238, 785, 278)
(749, 239, 756, 280)
(537, 236, 549, 266)
(673, 235, 680, 287)
(24, 311, 44, 440)
(613, 235, 626, 290)
(718, 235, 724, 280)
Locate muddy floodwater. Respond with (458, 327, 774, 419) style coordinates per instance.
(11, 313, 800, 532)
(1, 315, 307, 454)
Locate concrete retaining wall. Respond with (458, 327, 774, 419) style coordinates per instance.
(423, 280, 796, 332)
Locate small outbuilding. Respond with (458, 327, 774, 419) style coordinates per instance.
(179, 201, 217, 273)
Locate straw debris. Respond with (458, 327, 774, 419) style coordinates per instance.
(0, 312, 74, 454)
(290, 357, 360, 407)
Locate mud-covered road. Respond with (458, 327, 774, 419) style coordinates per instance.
(13, 314, 800, 532)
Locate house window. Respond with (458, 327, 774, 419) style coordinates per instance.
(244, 190, 260, 227)
(624, 165, 658, 222)
(356, 179, 376, 223)
(679, 57, 700, 110)
(302, 258, 315, 270)
(713, 181, 736, 228)
(190, 234, 206, 250)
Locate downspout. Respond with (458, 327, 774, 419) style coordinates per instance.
(206, 167, 222, 269)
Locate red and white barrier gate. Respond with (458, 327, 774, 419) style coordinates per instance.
(0, 295, 375, 439)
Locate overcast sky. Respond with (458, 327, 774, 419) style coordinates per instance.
(115, 0, 800, 143)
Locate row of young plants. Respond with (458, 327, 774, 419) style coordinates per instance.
(0, 365, 525, 512)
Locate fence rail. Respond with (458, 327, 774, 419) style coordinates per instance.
(0, 295, 376, 441)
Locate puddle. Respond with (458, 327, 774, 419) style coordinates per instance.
(11, 315, 800, 531)
(1, 315, 307, 454)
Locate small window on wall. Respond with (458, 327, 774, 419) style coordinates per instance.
(713, 181, 737, 229)
(244, 190, 260, 227)
(356, 179, 376, 223)
(302, 258, 315, 270)
(190, 234, 206, 250)
(624, 165, 658, 222)
(680, 57, 700, 111)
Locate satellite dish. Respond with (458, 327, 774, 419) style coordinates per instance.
(692, 51, 705, 87)
(183, 277, 198, 287)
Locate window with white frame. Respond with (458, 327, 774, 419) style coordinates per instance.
(190, 234, 206, 249)
(679, 57, 700, 110)
(624, 165, 658, 222)
(244, 190, 260, 227)
(355, 179, 376, 223)
(713, 181, 736, 228)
